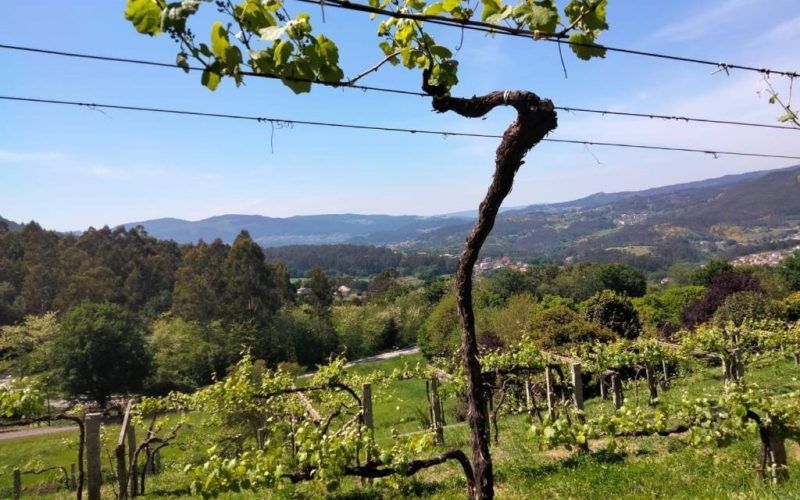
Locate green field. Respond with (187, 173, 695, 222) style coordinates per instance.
(2, 352, 799, 499)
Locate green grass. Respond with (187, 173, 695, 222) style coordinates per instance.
(3, 353, 800, 499)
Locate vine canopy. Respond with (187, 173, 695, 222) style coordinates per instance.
(124, 0, 609, 94)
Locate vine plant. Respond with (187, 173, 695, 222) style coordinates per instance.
(124, 0, 610, 497)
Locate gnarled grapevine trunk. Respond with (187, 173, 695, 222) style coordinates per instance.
(426, 79, 558, 499)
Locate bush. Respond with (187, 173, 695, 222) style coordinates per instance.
(633, 286, 705, 334)
(147, 316, 220, 393)
(527, 305, 616, 351)
(712, 291, 785, 327)
(786, 292, 800, 322)
(480, 293, 540, 347)
(682, 271, 762, 328)
(583, 290, 642, 340)
(778, 250, 800, 291)
(418, 293, 460, 358)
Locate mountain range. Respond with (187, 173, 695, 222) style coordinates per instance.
(5, 165, 800, 270)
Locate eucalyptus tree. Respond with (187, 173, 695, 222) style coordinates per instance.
(124, 1, 610, 497)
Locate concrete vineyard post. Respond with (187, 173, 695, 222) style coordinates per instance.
(645, 363, 658, 405)
(524, 378, 533, 414)
(599, 374, 606, 399)
(429, 378, 445, 445)
(611, 373, 624, 410)
(257, 428, 267, 450)
(361, 383, 373, 431)
(85, 412, 102, 500)
(117, 399, 134, 499)
(115, 443, 127, 499)
(570, 363, 584, 414)
(545, 366, 556, 420)
(660, 359, 669, 390)
(12, 468, 21, 500)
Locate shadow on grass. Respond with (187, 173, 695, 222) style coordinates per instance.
(142, 486, 192, 497)
(328, 478, 448, 499)
(510, 448, 632, 478)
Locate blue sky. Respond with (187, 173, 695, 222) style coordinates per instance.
(1, 0, 799, 231)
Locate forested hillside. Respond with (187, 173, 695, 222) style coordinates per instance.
(120, 166, 800, 272)
(262, 244, 455, 277)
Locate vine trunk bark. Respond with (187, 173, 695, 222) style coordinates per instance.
(426, 81, 558, 499)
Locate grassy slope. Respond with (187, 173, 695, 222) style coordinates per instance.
(2, 354, 799, 499)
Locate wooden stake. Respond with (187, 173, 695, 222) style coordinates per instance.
(85, 412, 102, 500)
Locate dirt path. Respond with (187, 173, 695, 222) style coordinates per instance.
(0, 424, 77, 441)
(344, 345, 419, 367)
(0, 347, 421, 442)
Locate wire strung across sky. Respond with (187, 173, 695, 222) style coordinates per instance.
(3, 95, 799, 161)
(293, 0, 800, 79)
(1, 43, 797, 132)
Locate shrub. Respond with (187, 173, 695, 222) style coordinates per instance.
(583, 290, 642, 339)
(682, 271, 762, 328)
(527, 305, 616, 351)
(712, 291, 785, 327)
(786, 292, 800, 322)
(633, 286, 705, 334)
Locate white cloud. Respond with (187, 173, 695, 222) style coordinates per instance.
(763, 15, 800, 43)
(646, 0, 758, 43)
(0, 150, 69, 163)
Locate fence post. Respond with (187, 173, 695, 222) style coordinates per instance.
(85, 412, 102, 500)
(611, 373, 624, 410)
(115, 443, 127, 499)
(644, 363, 658, 405)
(152, 449, 161, 474)
(524, 378, 533, 413)
(660, 359, 669, 390)
(257, 428, 267, 451)
(361, 383, 374, 485)
(598, 374, 606, 399)
(117, 399, 134, 499)
(428, 378, 444, 445)
(361, 383, 373, 432)
(12, 468, 21, 500)
(570, 363, 584, 414)
(545, 365, 556, 420)
(70, 463, 77, 490)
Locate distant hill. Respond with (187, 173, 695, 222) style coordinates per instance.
(263, 244, 456, 277)
(0, 216, 20, 231)
(124, 213, 463, 247)
(120, 164, 800, 270)
(395, 164, 800, 269)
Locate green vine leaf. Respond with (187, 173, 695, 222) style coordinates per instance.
(125, 0, 165, 35)
(201, 68, 221, 91)
(568, 32, 606, 60)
